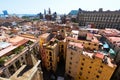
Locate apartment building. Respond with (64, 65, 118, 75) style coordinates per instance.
(78, 8, 120, 30)
(0, 36, 43, 80)
(66, 42, 116, 80)
(43, 38, 59, 72)
(66, 31, 100, 51)
(65, 42, 83, 79)
(56, 29, 67, 60)
(39, 33, 51, 66)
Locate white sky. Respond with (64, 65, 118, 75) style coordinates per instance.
(0, 0, 119, 14)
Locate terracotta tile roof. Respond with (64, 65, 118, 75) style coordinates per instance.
(16, 39, 29, 47)
(0, 45, 17, 57)
(9, 36, 24, 43)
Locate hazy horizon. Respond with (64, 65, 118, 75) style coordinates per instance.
(0, 0, 120, 14)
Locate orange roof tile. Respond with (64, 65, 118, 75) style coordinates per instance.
(9, 36, 24, 43)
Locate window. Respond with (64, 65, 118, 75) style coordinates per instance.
(80, 67, 83, 70)
(61, 49, 64, 53)
(89, 66, 92, 69)
(79, 72, 82, 76)
(83, 58, 85, 61)
(70, 57, 72, 60)
(8, 65, 15, 75)
(86, 77, 88, 79)
(71, 52, 73, 55)
(50, 63, 52, 66)
(100, 65, 103, 68)
(91, 61, 93, 63)
(98, 70, 102, 73)
(81, 63, 84, 66)
(96, 75, 99, 78)
(61, 30, 64, 32)
(21, 57, 23, 60)
(88, 71, 90, 74)
(61, 45, 64, 48)
(69, 66, 71, 69)
(49, 57, 52, 62)
(68, 71, 71, 74)
(88, 43, 91, 45)
(94, 44, 97, 46)
(23, 62, 25, 65)
(69, 62, 72, 65)
(15, 60, 21, 69)
(49, 52, 52, 56)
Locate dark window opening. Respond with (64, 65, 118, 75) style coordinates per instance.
(23, 62, 25, 65)
(98, 70, 102, 73)
(86, 77, 88, 79)
(80, 67, 83, 70)
(71, 52, 73, 55)
(89, 66, 92, 69)
(91, 61, 93, 63)
(61, 49, 64, 53)
(15, 60, 21, 69)
(69, 62, 72, 65)
(50, 63, 52, 66)
(100, 65, 103, 68)
(49, 57, 52, 62)
(8, 65, 15, 75)
(83, 58, 85, 61)
(68, 70, 71, 73)
(49, 52, 52, 56)
(81, 63, 84, 66)
(21, 57, 24, 60)
(88, 71, 90, 73)
(79, 72, 82, 76)
(69, 66, 71, 69)
(96, 75, 99, 78)
(94, 44, 97, 46)
(61, 45, 64, 48)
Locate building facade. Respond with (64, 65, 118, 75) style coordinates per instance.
(43, 38, 59, 72)
(78, 8, 120, 30)
(66, 42, 116, 80)
(39, 33, 51, 66)
(0, 36, 43, 80)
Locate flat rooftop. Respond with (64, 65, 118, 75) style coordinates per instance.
(108, 37, 120, 43)
(69, 42, 83, 49)
(0, 37, 29, 58)
(83, 51, 116, 68)
(9, 36, 25, 43)
(40, 33, 50, 38)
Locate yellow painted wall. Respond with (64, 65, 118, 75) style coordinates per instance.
(59, 41, 67, 59)
(75, 54, 116, 80)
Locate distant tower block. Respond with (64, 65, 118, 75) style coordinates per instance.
(2, 10, 8, 17)
(48, 8, 51, 15)
(44, 9, 46, 15)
